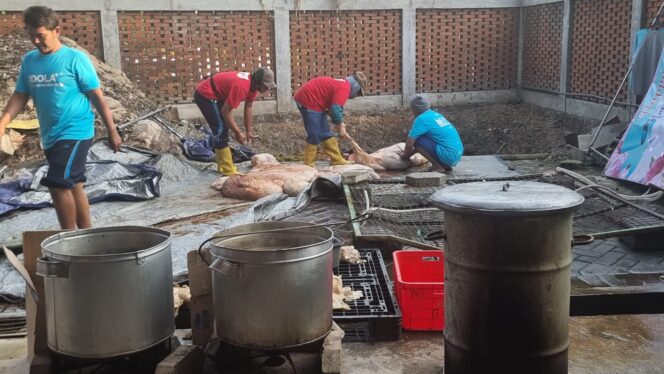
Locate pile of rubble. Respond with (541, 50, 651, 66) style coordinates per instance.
(0, 32, 182, 171)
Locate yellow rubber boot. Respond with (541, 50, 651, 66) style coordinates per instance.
(303, 143, 318, 167)
(321, 137, 349, 166)
(215, 147, 238, 176)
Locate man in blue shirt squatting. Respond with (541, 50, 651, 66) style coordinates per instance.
(400, 94, 463, 173)
(0, 6, 122, 229)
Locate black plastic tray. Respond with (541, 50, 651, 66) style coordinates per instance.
(333, 249, 402, 342)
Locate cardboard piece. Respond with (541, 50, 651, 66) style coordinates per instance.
(189, 294, 213, 347)
(187, 249, 214, 346)
(3, 246, 38, 302)
(187, 249, 212, 297)
(1, 133, 15, 157)
(23, 230, 63, 373)
(7, 119, 39, 130)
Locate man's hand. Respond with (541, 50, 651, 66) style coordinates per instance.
(336, 123, 350, 140)
(108, 129, 122, 152)
(246, 129, 254, 146)
(399, 151, 410, 161)
(234, 130, 246, 144)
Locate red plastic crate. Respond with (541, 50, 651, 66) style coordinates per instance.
(393, 250, 444, 331)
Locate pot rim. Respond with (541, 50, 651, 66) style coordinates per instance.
(41, 226, 172, 263)
(209, 221, 334, 262)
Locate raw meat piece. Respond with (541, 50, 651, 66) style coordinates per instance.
(213, 160, 318, 201)
(349, 142, 428, 170)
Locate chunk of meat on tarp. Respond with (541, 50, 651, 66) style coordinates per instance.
(349, 142, 429, 170)
(213, 162, 318, 201)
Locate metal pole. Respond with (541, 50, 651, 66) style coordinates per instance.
(117, 107, 170, 130)
(587, 0, 664, 151)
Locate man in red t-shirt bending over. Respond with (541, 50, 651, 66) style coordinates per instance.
(194, 68, 276, 175)
(293, 72, 367, 166)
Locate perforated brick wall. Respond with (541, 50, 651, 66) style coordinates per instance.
(289, 10, 401, 96)
(0, 11, 104, 60)
(118, 11, 275, 105)
(521, 2, 563, 91)
(570, 0, 631, 102)
(416, 9, 519, 93)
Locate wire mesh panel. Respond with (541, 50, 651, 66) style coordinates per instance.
(289, 10, 402, 96)
(0, 11, 104, 59)
(521, 2, 563, 91)
(416, 8, 519, 93)
(570, 0, 631, 102)
(118, 11, 275, 105)
(346, 181, 446, 250)
(345, 174, 664, 249)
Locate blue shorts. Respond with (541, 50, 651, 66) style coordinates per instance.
(297, 103, 333, 145)
(41, 138, 93, 189)
(415, 136, 459, 168)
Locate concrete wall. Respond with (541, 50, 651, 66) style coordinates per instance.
(1, 0, 644, 121)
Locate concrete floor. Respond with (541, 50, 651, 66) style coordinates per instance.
(1, 314, 662, 373)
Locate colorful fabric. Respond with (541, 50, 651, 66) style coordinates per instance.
(408, 109, 463, 167)
(196, 71, 258, 109)
(605, 47, 664, 188)
(15, 46, 98, 149)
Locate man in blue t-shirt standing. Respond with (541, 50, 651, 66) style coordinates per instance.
(400, 94, 463, 173)
(0, 6, 122, 229)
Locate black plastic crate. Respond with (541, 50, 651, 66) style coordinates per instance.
(333, 249, 402, 342)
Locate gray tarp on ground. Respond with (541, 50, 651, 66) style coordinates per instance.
(0, 143, 162, 216)
(0, 153, 515, 301)
(0, 142, 340, 300)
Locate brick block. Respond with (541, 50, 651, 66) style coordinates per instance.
(571, 260, 589, 273)
(321, 322, 344, 374)
(628, 262, 664, 274)
(593, 251, 626, 266)
(155, 345, 204, 374)
(579, 263, 614, 275)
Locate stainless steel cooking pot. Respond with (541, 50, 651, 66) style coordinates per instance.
(209, 221, 333, 350)
(37, 226, 174, 358)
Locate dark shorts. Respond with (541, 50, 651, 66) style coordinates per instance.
(415, 136, 454, 167)
(296, 103, 333, 145)
(41, 138, 93, 189)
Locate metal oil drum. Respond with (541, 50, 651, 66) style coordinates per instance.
(430, 181, 583, 374)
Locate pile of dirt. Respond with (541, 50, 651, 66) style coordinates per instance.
(0, 32, 179, 171)
(251, 102, 599, 159)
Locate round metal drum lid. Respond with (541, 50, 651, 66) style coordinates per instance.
(430, 181, 584, 216)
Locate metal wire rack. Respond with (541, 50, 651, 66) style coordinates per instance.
(344, 173, 664, 249)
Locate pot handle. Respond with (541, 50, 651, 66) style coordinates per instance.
(209, 258, 244, 279)
(36, 257, 70, 278)
(572, 234, 594, 246)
